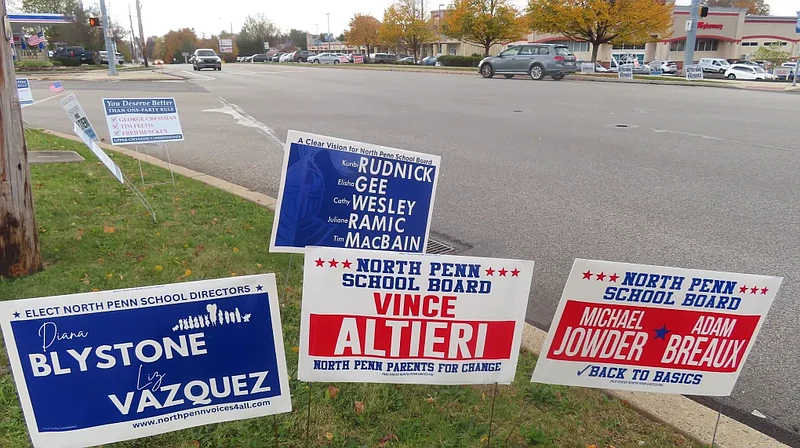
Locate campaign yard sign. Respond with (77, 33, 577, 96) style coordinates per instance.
(270, 130, 441, 254)
(0, 275, 291, 448)
(618, 64, 634, 80)
(17, 78, 34, 106)
(531, 259, 782, 396)
(102, 98, 184, 145)
(73, 123, 125, 184)
(685, 64, 704, 80)
(298, 247, 534, 385)
(580, 62, 595, 74)
(62, 93, 99, 142)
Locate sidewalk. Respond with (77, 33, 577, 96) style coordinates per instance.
(22, 67, 182, 81)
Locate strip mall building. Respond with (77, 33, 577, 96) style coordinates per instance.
(426, 4, 798, 67)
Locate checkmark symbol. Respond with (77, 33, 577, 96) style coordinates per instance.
(577, 365, 591, 376)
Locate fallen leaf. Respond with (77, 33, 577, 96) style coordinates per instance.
(190, 209, 197, 215)
(480, 435, 489, 443)
(482, 392, 486, 401)
(327, 385, 339, 400)
(377, 433, 398, 447)
(233, 247, 239, 253)
(154, 265, 163, 272)
(230, 272, 238, 277)
(182, 269, 192, 278)
(354, 401, 365, 414)
(425, 396, 435, 403)
(103, 225, 116, 234)
(211, 218, 218, 225)
(91, 288, 100, 292)
(106, 273, 113, 279)
(244, 224, 252, 230)
(156, 232, 161, 236)
(325, 432, 333, 441)
(194, 245, 205, 256)
(586, 445, 597, 448)
(257, 263, 263, 269)
(291, 346, 299, 352)
(80, 273, 90, 285)
(473, 405, 479, 412)
(97, 258, 105, 264)
(225, 227, 233, 234)
(190, 440, 200, 448)
(174, 197, 181, 202)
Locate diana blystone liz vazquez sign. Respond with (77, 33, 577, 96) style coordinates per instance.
(270, 130, 441, 254)
(102, 97, 185, 145)
(298, 247, 534, 384)
(0, 275, 291, 448)
(531, 259, 782, 396)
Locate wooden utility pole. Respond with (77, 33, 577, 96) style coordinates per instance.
(1, 0, 43, 278)
(135, 0, 148, 67)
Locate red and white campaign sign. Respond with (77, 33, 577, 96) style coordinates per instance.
(299, 247, 534, 384)
(532, 259, 782, 396)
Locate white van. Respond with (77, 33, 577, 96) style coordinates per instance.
(699, 58, 730, 74)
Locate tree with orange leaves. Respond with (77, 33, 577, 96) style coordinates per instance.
(344, 14, 381, 56)
(442, 0, 526, 57)
(526, 0, 672, 62)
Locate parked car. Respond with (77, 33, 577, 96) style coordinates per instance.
(192, 48, 222, 71)
(98, 50, 124, 65)
(397, 56, 415, 64)
(648, 60, 678, 74)
(699, 57, 730, 74)
(478, 44, 577, 80)
(420, 55, 440, 66)
(286, 50, 314, 62)
(153, 59, 164, 65)
(724, 63, 771, 80)
(279, 52, 294, 62)
(308, 53, 344, 64)
(251, 54, 270, 62)
(370, 53, 397, 63)
(271, 52, 286, 62)
(54, 46, 93, 64)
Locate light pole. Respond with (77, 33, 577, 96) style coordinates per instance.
(326, 13, 331, 51)
(438, 4, 444, 55)
(99, 0, 118, 75)
(683, 0, 700, 72)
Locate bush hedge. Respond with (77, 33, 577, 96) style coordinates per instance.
(14, 60, 53, 69)
(55, 57, 82, 66)
(437, 55, 483, 67)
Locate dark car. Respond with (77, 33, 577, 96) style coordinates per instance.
(251, 54, 271, 62)
(271, 52, 286, 62)
(54, 46, 93, 64)
(291, 50, 315, 62)
(478, 44, 577, 80)
(370, 53, 397, 64)
(192, 49, 222, 71)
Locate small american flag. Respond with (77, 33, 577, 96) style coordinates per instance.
(49, 82, 64, 93)
(27, 33, 45, 47)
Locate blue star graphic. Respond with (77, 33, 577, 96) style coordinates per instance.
(13, 311, 20, 319)
(653, 325, 671, 340)
(256, 285, 263, 291)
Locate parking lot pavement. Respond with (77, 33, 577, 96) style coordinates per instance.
(20, 66, 800, 446)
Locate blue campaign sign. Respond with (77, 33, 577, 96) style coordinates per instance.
(270, 130, 441, 254)
(0, 275, 291, 448)
(16, 78, 34, 106)
(102, 98, 185, 145)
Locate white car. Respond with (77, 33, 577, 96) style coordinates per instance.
(98, 51, 124, 65)
(279, 53, 292, 63)
(724, 63, 772, 80)
(308, 53, 345, 64)
(699, 57, 730, 74)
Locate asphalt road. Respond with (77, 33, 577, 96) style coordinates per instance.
(21, 64, 800, 445)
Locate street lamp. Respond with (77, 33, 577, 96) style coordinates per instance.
(326, 13, 331, 52)
(438, 4, 444, 55)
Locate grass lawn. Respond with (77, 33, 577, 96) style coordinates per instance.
(0, 130, 704, 448)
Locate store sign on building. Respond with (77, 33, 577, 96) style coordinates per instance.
(698, 22, 723, 30)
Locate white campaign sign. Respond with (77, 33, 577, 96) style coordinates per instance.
(102, 98, 184, 145)
(73, 123, 125, 184)
(299, 247, 534, 384)
(17, 78, 34, 106)
(531, 259, 782, 396)
(61, 93, 99, 142)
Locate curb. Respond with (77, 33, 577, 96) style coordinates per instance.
(573, 74, 800, 93)
(40, 128, 789, 448)
(24, 69, 183, 82)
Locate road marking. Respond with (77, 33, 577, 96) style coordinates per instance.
(650, 128, 799, 153)
(181, 70, 215, 81)
(202, 96, 282, 147)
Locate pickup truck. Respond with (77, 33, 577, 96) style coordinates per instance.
(54, 46, 94, 64)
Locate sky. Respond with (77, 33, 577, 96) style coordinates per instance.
(102, 0, 796, 39)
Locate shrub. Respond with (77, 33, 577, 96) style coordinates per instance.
(50, 60, 63, 66)
(14, 60, 53, 69)
(55, 57, 82, 66)
(437, 55, 483, 67)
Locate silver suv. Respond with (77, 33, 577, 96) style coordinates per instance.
(478, 44, 577, 80)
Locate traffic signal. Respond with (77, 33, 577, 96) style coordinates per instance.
(699, 6, 709, 17)
(89, 17, 101, 27)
